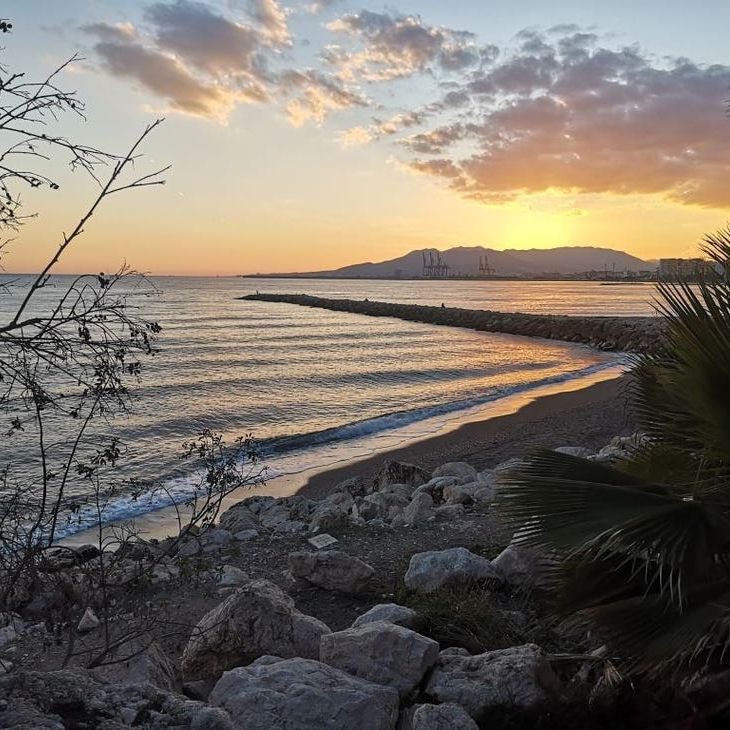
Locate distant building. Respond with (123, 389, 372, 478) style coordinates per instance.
(658, 258, 714, 281)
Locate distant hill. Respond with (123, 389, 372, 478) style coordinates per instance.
(269, 245, 654, 278)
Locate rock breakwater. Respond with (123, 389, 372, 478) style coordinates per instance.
(242, 293, 665, 353)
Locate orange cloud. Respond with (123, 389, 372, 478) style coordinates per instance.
(398, 30, 730, 208)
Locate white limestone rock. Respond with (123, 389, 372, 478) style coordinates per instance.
(403, 492, 435, 525)
(351, 603, 418, 629)
(404, 547, 501, 594)
(218, 503, 261, 533)
(373, 460, 429, 492)
(404, 703, 478, 730)
(0, 613, 26, 648)
(209, 656, 399, 730)
(77, 607, 100, 634)
(288, 550, 375, 594)
(431, 462, 479, 484)
(233, 529, 258, 542)
(180, 579, 330, 681)
(434, 504, 466, 521)
(214, 565, 250, 588)
(202, 528, 233, 553)
(492, 544, 545, 588)
(309, 491, 354, 533)
(425, 644, 560, 718)
(320, 621, 440, 698)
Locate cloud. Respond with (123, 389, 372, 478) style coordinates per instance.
(84, 1, 284, 120)
(87, 31, 237, 119)
(84, 0, 367, 126)
(398, 30, 730, 208)
(83, 21, 137, 43)
(143, 0, 275, 97)
(307, 0, 341, 14)
(325, 10, 481, 81)
(82, 9, 730, 211)
(337, 125, 373, 147)
(246, 0, 290, 44)
(279, 69, 368, 126)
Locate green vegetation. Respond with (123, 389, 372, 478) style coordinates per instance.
(397, 581, 567, 655)
(498, 229, 730, 674)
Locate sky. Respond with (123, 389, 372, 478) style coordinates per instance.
(2, 0, 730, 275)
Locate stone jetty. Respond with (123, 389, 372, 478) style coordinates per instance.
(241, 293, 665, 353)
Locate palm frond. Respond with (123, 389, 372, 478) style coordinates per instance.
(578, 583, 730, 673)
(498, 450, 730, 607)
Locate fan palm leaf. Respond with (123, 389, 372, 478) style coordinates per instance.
(495, 227, 730, 672)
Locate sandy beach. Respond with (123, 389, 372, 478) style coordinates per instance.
(301, 375, 633, 499)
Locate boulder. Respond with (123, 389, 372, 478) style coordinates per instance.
(492, 544, 545, 589)
(380, 483, 415, 500)
(309, 491, 354, 533)
(218, 503, 261, 533)
(0, 613, 26, 648)
(478, 469, 497, 485)
(271, 519, 307, 536)
(288, 550, 375, 594)
(209, 656, 399, 730)
(0, 669, 234, 730)
(434, 504, 466, 521)
(352, 603, 418, 630)
(150, 561, 181, 585)
(373, 460, 429, 491)
(233, 529, 258, 542)
(403, 703, 478, 730)
(320, 621, 440, 698)
(356, 492, 409, 521)
(259, 505, 293, 530)
(123, 641, 177, 692)
(180, 579, 330, 681)
(412, 477, 459, 503)
(202, 528, 233, 553)
(425, 644, 559, 718)
(335, 475, 368, 498)
(404, 548, 501, 594)
(442, 483, 475, 505)
(213, 565, 250, 588)
(77, 607, 100, 633)
(432, 462, 478, 484)
(403, 492, 435, 525)
(42, 544, 100, 572)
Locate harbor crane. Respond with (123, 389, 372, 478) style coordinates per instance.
(421, 249, 450, 278)
(478, 254, 495, 277)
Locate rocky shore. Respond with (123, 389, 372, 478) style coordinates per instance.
(1, 432, 680, 729)
(241, 293, 666, 353)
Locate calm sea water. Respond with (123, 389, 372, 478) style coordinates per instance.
(2, 276, 653, 534)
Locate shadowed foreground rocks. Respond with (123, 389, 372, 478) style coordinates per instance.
(241, 293, 665, 353)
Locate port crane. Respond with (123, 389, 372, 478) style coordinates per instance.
(421, 249, 450, 278)
(478, 254, 495, 277)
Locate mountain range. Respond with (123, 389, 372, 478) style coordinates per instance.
(273, 246, 655, 278)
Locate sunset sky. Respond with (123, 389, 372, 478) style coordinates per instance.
(4, 0, 730, 275)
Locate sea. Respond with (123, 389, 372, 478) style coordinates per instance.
(0, 276, 658, 538)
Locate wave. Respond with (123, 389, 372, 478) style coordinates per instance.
(255, 358, 625, 456)
(54, 356, 626, 541)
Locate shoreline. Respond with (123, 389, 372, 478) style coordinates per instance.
(61, 367, 629, 545)
(300, 374, 631, 499)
